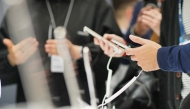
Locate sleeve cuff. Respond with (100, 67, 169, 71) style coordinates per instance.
(157, 47, 170, 71)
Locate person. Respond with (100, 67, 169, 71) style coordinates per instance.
(94, 32, 190, 109)
(124, 0, 161, 45)
(124, 35, 190, 73)
(154, 0, 190, 108)
(95, 0, 162, 108)
(0, 0, 122, 106)
(113, 0, 137, 35)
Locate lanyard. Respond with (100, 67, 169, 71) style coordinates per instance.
(45, 0, 75, 39)
(178, 0, 186, 37)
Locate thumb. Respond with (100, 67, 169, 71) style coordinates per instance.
(3, 39, 14, 49)
(129, 35, 147, 45)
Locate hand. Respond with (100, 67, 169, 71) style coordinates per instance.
(125, 35, 161, 71)
(3, 37, 39, 66)
(134, 6, 153, 36)
(142, 9, 162, 36)
(94, 34, 126, 57)
(45, 39, 82, 60)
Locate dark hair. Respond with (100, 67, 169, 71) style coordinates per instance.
(112, 0, 137, 11)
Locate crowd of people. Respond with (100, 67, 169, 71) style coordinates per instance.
(0, 0, 190, 109)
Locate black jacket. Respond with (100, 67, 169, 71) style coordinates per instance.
(0, 0, 122, 106)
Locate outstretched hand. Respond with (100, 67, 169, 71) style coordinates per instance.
(126, 35, 161, 71)
(3, 37, 39, 66)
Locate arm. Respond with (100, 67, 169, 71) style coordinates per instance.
(0, 18, 39, 72)
(124, 35, 190, 73)
(157, 43, 190, 73)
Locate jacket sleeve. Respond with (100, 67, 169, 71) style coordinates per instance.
(157, 43, 190, 73)
(0, 18, 15, 73)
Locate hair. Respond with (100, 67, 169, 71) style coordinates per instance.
(113, 0, 137, 11)
(112, 0, 137, 18)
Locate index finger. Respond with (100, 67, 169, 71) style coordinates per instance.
(125, 47, 136, 56)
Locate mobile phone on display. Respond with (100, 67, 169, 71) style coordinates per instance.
(83, 26, 119, 50)
(111, 38, 129, 50)
(83, 26, 129, 51)
(83, 26, 111, 42)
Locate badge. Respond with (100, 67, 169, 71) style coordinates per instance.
(51, 55, 64, 73)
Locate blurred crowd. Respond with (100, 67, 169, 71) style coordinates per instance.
(0, 0, 189, 109)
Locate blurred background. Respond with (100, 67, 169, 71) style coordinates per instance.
(0, 0, 176, 109)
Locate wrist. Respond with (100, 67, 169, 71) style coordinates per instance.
(72, 45, 82, 60)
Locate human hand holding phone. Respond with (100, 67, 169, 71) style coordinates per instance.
(94, 34, 127, 57)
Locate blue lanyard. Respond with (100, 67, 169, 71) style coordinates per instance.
(178, 0, 186, 37)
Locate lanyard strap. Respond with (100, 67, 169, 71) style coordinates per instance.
(178, 0, 186, 37)
(45, 0, 75, 29)
(46, 0, 56, 29)
(45, 0, 74, 39)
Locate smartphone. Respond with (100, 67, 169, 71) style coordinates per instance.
(83, 26, 119, 51)
(111, 38, 129, 50)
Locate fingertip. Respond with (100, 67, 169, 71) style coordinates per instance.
(103, 34, 109, 38)
(104, 33, 109, 36)
(3, 38, 13, 48)
(3, 38, 8, 43)
(129, 34, 135, 39)
(94, 38, 98, 45)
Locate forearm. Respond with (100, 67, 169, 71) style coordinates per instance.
(157, 43, 190, 73)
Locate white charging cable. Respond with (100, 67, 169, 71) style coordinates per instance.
(100, 48, 121, 109)
(98, 70, 143, 108)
